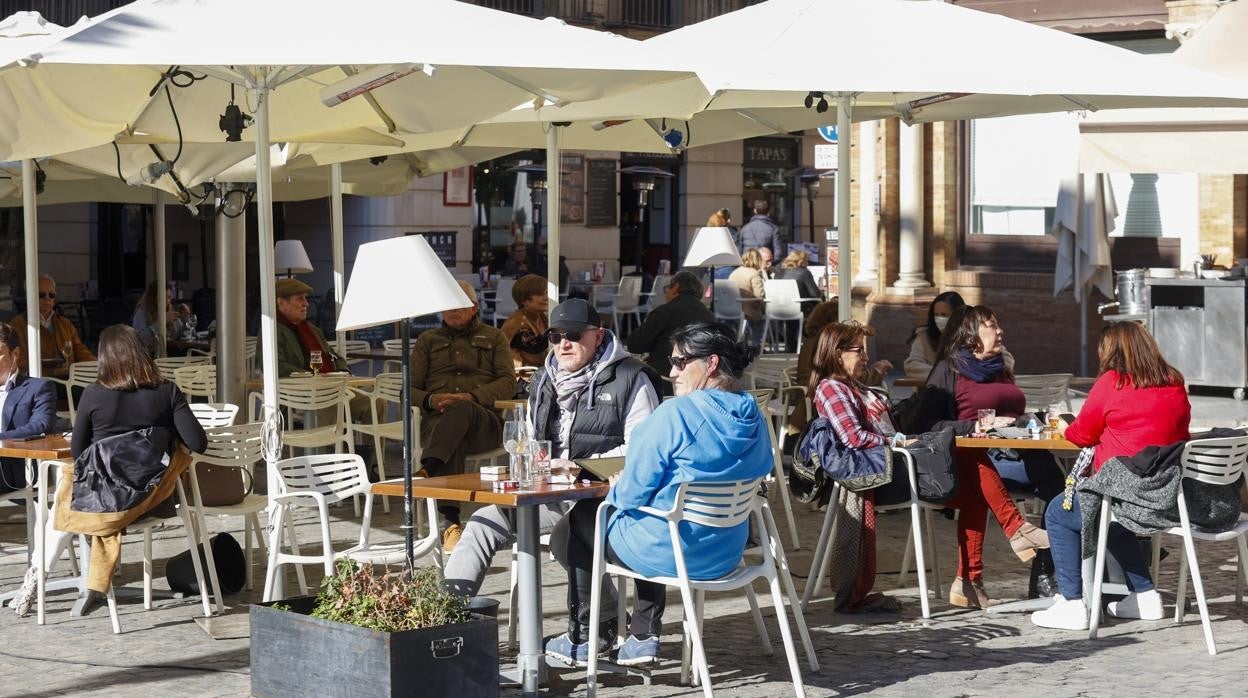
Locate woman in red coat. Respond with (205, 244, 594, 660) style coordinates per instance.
(1031, 321, 1189, 631)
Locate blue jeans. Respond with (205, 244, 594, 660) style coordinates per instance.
(1045, 494, 1154, 600)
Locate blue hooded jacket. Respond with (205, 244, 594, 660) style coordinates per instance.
(606, 389, 773, 580)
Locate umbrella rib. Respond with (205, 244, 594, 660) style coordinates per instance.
(476, 67, 565, 107)
(335, 66, 398, 134)
(733, 110, 786, 134)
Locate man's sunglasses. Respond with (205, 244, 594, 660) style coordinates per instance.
(545, 327, 597, 344)
(669, 353, 706, 370)
(38, 292, 56, 299)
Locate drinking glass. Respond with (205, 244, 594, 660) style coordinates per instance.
(1047, 404, 1063, 432)
(60, 341, 73, 365)
(309, 350, 324, 373)
(186, 313, 198, 340)
(976, 408, 996, 433)
(528, 439, 551, 483)
(502, 420, 528, 483)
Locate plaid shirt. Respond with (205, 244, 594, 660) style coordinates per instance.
(813, 378, 892, 449)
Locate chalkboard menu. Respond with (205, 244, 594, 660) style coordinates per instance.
(352, 323, 397, 347)
(586, 159, 617, 228)
(406, 230, 457, 268)
(560, 154, 585, 224)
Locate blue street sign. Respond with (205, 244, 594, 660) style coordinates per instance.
(817, 125, 838, 144)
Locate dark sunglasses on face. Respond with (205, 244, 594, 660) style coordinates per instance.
(840, 345, 866, 354)
(38, 292, 56, 299)
(669, 353, 706, 370)
(546, 327, 597, 344)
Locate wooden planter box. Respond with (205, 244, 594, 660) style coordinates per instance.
(250, 597, 499, 698)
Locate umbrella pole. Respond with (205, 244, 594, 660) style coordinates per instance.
(254, 83, 282, 515)
(545, 124, 562, 313)
(21, 160, 40, 378)
(331, 163, 346, 356)
(154, 190, 167, 358)
(836, 96, 853, 322)
(1077, 173, 1087, 378)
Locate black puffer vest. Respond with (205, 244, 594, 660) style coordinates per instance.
(529, 357, 657, 462)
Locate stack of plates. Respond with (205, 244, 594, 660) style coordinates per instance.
(1148, 267, 1179, 278)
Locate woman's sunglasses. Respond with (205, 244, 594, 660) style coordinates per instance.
(545, 328, 596, 344)
(669, 353, 706, 370)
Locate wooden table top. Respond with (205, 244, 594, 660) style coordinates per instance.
(955, 435, 1080, 451)
(372, 473, 609, 507)
(245, 374, 375, 391)
(893, 378, 924, 388)
(495, 399, 527, 411)
(0, 434, 72, 460)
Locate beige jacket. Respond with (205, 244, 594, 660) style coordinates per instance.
(728, 266, 767, 321)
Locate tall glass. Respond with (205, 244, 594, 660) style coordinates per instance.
(309, 350, 324, 374)
(528, 439, 551, 484)
(502, 420, 529, 484)
(976, 408, 996, 433)
(1046, 404, 1063, 432)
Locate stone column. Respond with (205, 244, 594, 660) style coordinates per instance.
(892, 122, 931, 291)
(856, 120, 879, 284)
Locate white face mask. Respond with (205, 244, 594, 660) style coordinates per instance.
(934, 315, 950, 331)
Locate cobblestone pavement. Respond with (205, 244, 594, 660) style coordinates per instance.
(0, 449, 1244, 696)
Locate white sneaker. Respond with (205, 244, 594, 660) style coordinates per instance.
(1107, 590, 1164, 620)
(10, 566, 37, 618)
(1030, 595, 1089, 630)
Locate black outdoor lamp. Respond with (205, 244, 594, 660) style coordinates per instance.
(619, 165, 674, 269)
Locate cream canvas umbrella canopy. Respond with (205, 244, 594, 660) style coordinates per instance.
(1049, 173, 1118, 376)
(1079, 0, 1248, 174)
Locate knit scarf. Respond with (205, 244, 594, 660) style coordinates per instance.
(954, 348, 1005, 383)
(281, 316, 330, 374)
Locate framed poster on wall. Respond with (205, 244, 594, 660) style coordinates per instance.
(560, 154, 585, 224)
(443, 166, 472, 207)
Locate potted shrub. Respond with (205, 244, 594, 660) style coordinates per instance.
(250, 560, 499, 697)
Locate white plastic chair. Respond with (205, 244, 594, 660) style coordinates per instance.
(189, 402, 239, 428)
(639, 274, 673, 315)
(250, 377, 355, 455)
(46, 360, 98, 423)
(0, 459, 37, 564)
(174, 364, 217, 402)
(492, 278, 518, 327)
(184, 422, 271, 596)
(746, 389, 800, 550)
(381, 338, 406, 373)
(1088, 435, 1248, 655)
(339, 339, 372, 373)
(154, 355, 212, 381)
(712, 281, 747, 339)
(761, 279, 804, 354)
(585, 479, 815, 697)
(262, 453, 441, 602)
(802, 447, 943, 619)
(1014, 373, 1074, 412)
(350, 373, 419, 513)
(612, 276, 643, 337)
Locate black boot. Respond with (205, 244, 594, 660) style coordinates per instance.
(1028, 549, 1057, 599)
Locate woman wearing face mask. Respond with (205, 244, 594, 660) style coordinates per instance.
(913, 306, 1057, 608)
(905, 292, 1015, 380)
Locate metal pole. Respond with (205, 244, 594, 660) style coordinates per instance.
(21, 160, 40, 378)
(1077, 173, 1087, 378)
(400, 318, 414, 573)
(153, 190, 167, 358)
(254, 83, 281, 501)
(545, 125, 562, 311)
(330, 163, 346, 356)
(216, 202, 246, 407)
(836, 96, 853, 322)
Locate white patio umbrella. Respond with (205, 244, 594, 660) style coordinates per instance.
(1079, 0, 1248, 174)
(1049, 173, 1118, 376)
(632, 0, 1248, 320)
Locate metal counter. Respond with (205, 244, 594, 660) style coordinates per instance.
(1147, 277, 1248, 399)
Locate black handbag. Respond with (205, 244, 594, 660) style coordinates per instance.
(903, 427, 957, 503)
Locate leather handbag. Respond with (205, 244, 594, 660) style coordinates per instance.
(188, 465, 252, 507)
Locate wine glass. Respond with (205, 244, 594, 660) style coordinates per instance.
(185, 313, 198, 340)
(309, 350, 324, 374)
(503, 420, 529, 484)
(60, 340, 73, 366)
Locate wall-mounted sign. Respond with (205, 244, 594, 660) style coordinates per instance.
(406, 230, 457, 268)
(743, 137, 799, 169)
(560, 154, 585, 224)
(443, 167, 471, 206)
(586, 158, 618, 227)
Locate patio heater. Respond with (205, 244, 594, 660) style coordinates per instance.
(618, 165, 674, 272)
(509, 163, 548, 271)
(794, 168, 822, 245)
(337, 235, 471, 574)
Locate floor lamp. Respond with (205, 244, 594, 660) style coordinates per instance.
(336, 235, 471, 573)
(274, 240, 313, 279)
(682, 226, 742, 313)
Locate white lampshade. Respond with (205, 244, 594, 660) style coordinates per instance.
(337, 235, 471, 331)
(683, 227, 742, 268)
(274, 239, 313, 275)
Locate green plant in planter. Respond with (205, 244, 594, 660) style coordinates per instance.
(310, 559, 467, 633)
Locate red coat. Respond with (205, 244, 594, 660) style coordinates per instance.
(1064, 370, 1190, 472)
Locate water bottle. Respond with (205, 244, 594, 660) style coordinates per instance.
(1027, 417, 1042, 440)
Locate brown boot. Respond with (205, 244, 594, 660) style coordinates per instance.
(1009, 523, 1050, 562)
(949, 577, 996, 609)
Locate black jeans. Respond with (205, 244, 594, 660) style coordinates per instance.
(555, 498, 667, 642)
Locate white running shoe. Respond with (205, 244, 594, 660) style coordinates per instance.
(1030, 595, 1089, 631)
(1107, 590, 1164, 620)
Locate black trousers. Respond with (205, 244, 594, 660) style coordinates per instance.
(556, 498, 667, 642)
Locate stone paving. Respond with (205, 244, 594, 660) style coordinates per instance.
(0, 391, 1244, 696)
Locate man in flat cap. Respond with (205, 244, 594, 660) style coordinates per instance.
(275, 278, 347, 376)
(409, 280, 515, 550)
